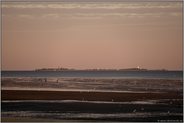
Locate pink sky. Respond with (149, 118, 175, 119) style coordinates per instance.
(2, 1, 183, 70)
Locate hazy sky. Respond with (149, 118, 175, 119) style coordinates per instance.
(2, 1, 183, 70)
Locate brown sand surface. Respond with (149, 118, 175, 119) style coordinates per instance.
(2, 78, 182, 92)
(2, 89, 182, 102)
(1, 117, 89, 122)
(1, 117, 60, 122)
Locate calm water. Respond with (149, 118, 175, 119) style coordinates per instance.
(1, 70, 183, 79)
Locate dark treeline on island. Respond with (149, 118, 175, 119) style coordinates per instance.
(35, 67, 169, 72)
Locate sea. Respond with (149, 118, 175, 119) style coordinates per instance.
(1, 70, 183, 79)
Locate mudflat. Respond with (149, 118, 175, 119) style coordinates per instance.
(2, 89, 182, 102)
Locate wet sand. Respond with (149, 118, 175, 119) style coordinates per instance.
(2, 95, 183, 122)
(2, 89, 182, 102)
(1, 77, 183, 92)
(2, 77, 183, 122)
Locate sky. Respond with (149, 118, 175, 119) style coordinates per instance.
(2, 1, 183, 70)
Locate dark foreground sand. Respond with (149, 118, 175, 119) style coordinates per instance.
(2, 89, 182, 102)
(2, 90, 183, 122)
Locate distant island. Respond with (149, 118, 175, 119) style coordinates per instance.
(35, 67, 168, 71)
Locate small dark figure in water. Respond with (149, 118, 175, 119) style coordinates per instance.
(44, 78, 47, 82)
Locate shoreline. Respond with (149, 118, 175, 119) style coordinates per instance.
(2, 76, 183, 80)
(1, 87, 166, 93)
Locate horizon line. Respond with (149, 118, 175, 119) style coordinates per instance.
(1, 68, 183, 71)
